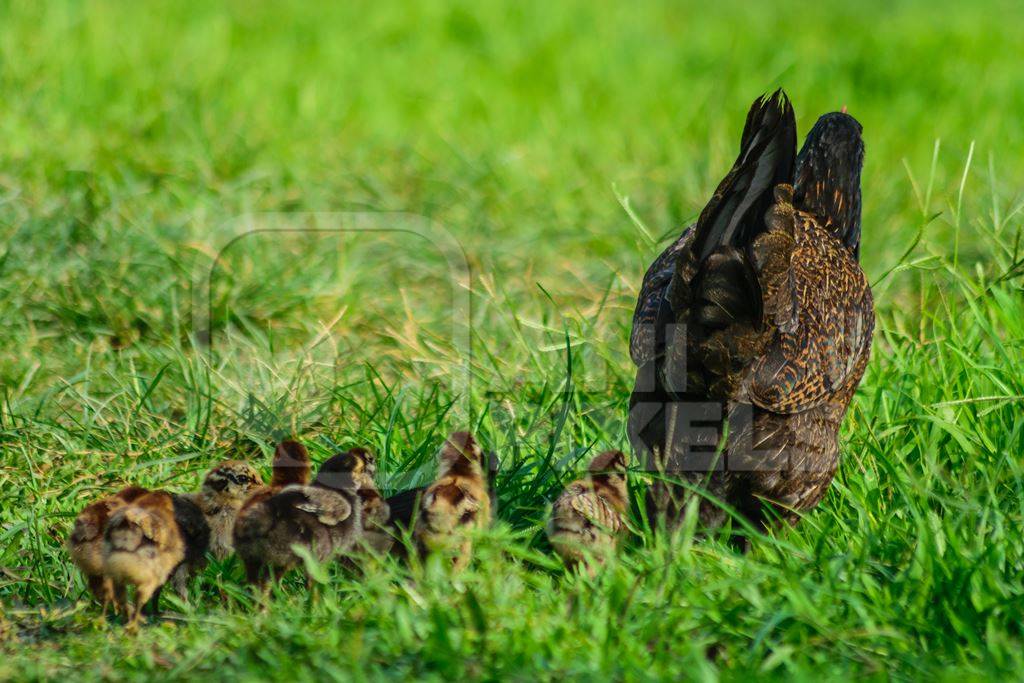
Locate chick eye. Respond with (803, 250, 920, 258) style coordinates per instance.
(459, 510, 477, 525)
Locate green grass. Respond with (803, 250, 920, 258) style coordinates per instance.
(2, 0, 1024, 679)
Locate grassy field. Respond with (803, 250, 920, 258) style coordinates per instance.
(2, 0, 1024, 679)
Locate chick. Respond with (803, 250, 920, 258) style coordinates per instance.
(546, 450, 629, 571)
(346, 447, 393, 555)
(232, 439, 312, 584)
(67, 485, 148, 614)
(164, 493, 212, 601)
(102, 490, 185, 628)
(186, 461, 265, 560)
(415, 432, 491, 570)
(234, 448, 362, 585)
(106, 464, 247, 612)
(238, 440, 312, 509)
(386, 451, 498, 557)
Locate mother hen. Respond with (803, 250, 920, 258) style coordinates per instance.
(628, 91, 873, 539)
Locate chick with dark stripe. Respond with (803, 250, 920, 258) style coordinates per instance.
(414, 432, 491, 570)
(185, 460, 264, 560)
(547, 451, 629, 572)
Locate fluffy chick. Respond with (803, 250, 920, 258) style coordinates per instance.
(102, 490, 185, 627)
(415, 432, 491, 570)
(234, 449, 362, 585)
(346, 447, 392, 555)
(237, 440, 312, 510)
(232, 440, 311, 584)
(546, 450, 629, 570)
(232, 439, 311, 538)
(186, 461, 265, 560)
(164, 493, 212, 601)
(68, 485, 148, 614)
(385, 457, 495, 528)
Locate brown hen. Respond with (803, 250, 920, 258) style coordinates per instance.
(628, 91, 874, 538)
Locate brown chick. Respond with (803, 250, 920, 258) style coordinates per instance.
(68, 485, 148, 614)
(114, 466, 241, 608)
(233, 439, 311, 534)
(185, 460, 265, 560)
(234, 449, 362, 586)
(546, 451, 629, 571)
(164, 493, 212, 601)
(346, 447, 393, 555)
(232, 439, 311, 584)
(101, 490, 185, 628)
(414, 432, 491, 570)
(385, 451, 499, 559)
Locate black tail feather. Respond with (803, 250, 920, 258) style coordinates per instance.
(691, 90, 797, 261)
(793, 111, 865, 257)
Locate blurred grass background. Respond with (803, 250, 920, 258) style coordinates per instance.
(1, 0, 1023, 679)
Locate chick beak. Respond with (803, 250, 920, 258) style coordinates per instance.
(841, 104, 848, 114)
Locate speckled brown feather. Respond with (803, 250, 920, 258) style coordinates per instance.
(746, 198, 874, 413)
(546, 451, 629, 569)
(415, 432, 491, 570)
(628, 96, 874, 537)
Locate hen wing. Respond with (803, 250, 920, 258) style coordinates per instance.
(283, 486, 353, 527)
(630, 230, 694, 366)
(747, 209, 874, 413)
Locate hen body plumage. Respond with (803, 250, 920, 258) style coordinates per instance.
(628, 92, 874, 533)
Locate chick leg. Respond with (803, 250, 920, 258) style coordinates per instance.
(304, 572, 322, 606)
(568, 556, 598, 580)
(112, 582, 127, 616)
(144, 585, 163, 619)
(130, 580, 163, 629)
(243, 559, 264, 587)
(86, 575, 111, 614)
(451, 540, 472, 572)
(243, 560, 273, 609)
(170, 564, 189, 601)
